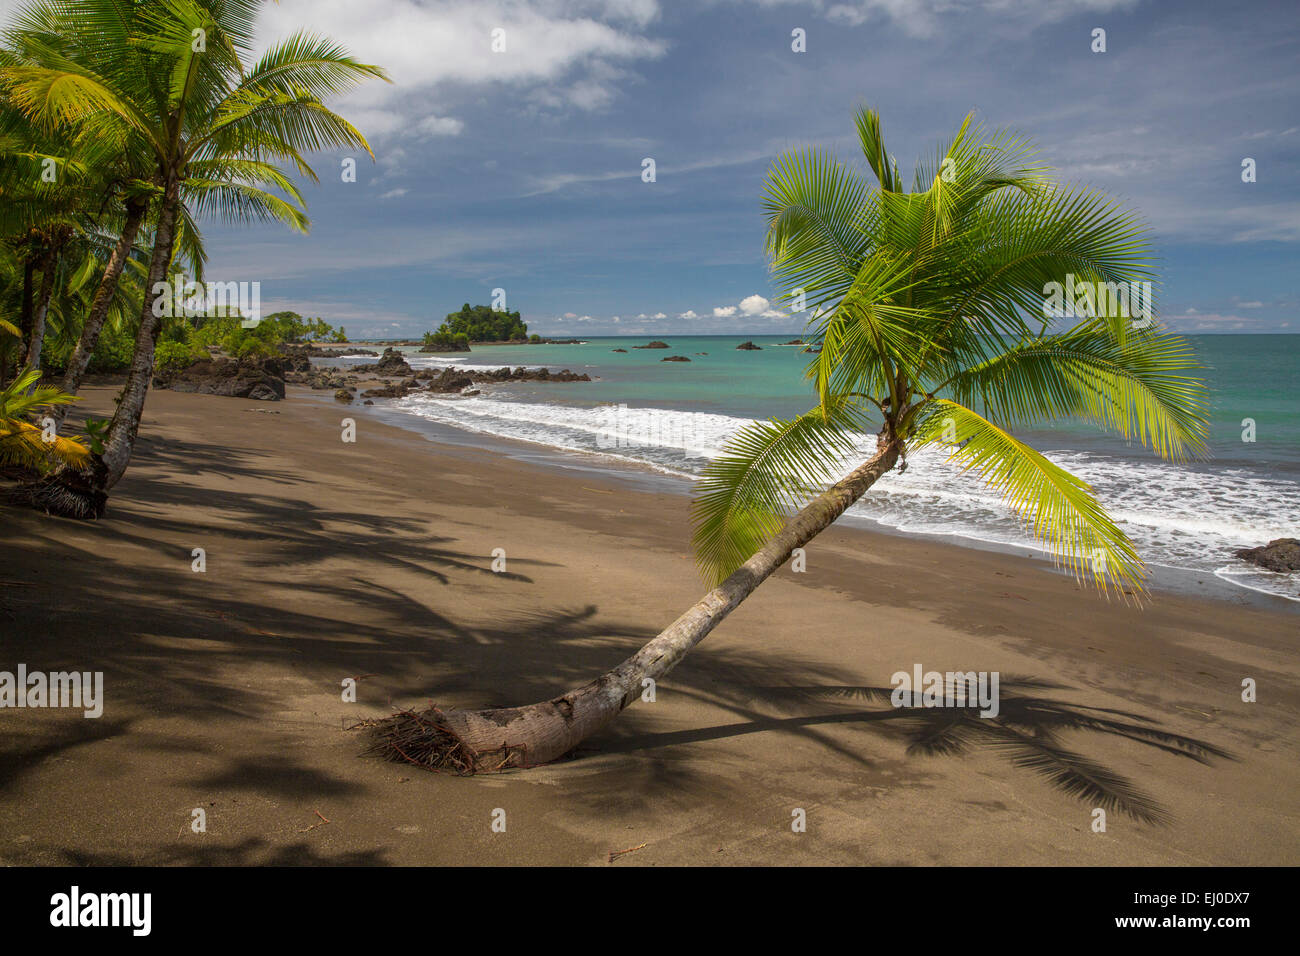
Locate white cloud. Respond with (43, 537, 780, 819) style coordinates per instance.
(377, 187, 409, 199)
(678, 310, 698, 319)
(712, 305, 737, 317)
(415, 115, 465, 137)
(738, 294, 769, 315)
(255, 1, 667, 138)
(652, 312, 666, 319)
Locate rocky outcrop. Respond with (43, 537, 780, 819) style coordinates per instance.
(419, 339, 471, 353)
(284, 365, 359, 390)
(422, 365, 592, 395)
(371, 347, 414, 375)
(781, 338, 804, 346)
(334, 388, 354, 403)
(339, 348, 378, 357)
(153, 355, 286, 401)
(661, 355, 690, 362)
(360, 383, 413, 399)
(611, 348, 628, 353)
(1234, 538, 1300, 573)
(633, 341, 670, 349)
(736, 340, 762, 350)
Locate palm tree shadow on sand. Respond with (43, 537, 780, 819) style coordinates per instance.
(728, 677, 1234, 826)
(365, 668, 1232, 826)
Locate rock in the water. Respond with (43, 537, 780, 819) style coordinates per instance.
(781, 338, 804, 346)
(735, 340, 762, 350)
(334, 388, 354, 403)
(611, 348, 628, 353)
(360, 382, 413, 398)
(1234, 538, 1300, 573)
(371, 347, 414, 376)
(633, 340, 670, 349)
(661, 355, 691, 362)
(424, 365, 592, 393)
(153, 356, 286, 400)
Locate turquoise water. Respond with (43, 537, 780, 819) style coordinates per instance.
(331, 334, 1300, 601)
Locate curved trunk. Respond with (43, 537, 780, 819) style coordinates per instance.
(410, 437, 902, 772)
(53, 199, 149, 423)
(17, 260, 35, 366)
(25, 185, 179, 520)
(23, 250, 59, 375)
(100, 184, 180, 491)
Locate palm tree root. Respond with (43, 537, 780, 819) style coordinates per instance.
(356, 706, 532, 774)
(12, 461, 108, 519)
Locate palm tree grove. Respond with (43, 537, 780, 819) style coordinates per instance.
(1, 0, 1295, 918)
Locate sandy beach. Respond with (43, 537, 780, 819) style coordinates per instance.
(1, 383, 1297, 866)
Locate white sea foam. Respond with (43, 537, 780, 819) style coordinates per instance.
(390, 393, 1300, 602)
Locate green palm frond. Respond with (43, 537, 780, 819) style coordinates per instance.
(908, 399, 1144, 594)
(691, 396, 873, 584)
(0, 366, 88, 470)
(942, 321, 1209, 461)
(762, 147, 874, 316)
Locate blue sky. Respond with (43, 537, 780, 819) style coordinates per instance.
(204, 0, 1298, 338)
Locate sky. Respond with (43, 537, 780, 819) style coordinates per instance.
(33, 0, 1300, 337)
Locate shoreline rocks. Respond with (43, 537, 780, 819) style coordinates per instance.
(153, 355, 286, 401)
(1234, 538, 1300, 573)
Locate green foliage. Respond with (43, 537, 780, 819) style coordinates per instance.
(259, 311, 344, 343)
(83, 416, 108, 455)
(0, 366, 89, 471)
(529, 333, 542, 343)
(86, 321, 136, 373)
(153, 339, 195, 371)
(692, 106, 1209, 596)
(427, 303, 527, 343)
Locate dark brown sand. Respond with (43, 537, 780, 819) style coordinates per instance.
(1, 384, 1297, 865)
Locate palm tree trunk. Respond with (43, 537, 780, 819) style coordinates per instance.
(18, 259, 35, 362)
(52, 198, 149, 423)
(98, 184, 179, 492)
(23, 250, 59, 374)
(412, 436, 902, 772)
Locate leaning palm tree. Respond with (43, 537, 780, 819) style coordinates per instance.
(3, 0, 387, 516)
(370, 106, 1208, 773)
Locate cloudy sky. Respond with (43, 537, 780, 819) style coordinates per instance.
(92, 1, 1300, 335)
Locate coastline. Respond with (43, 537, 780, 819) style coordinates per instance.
(338, 386, 1300, 613)
(2, 383, 1298, 865)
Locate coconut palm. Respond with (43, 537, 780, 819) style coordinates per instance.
(1, 1, 194, 413)
(371, 107, 1209, 773)
(2, 0, 387, 515)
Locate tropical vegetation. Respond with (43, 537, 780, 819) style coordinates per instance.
(376, 107, 1210, 792)
(0, 0, 386, 515)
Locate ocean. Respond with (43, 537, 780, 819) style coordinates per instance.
(328, 334, 1300, 603)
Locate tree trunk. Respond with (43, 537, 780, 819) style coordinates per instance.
(99, 184, 179, 491)
(416, 436, 902, 772)
(53, 198, 149, 423)
(18, 259, 34, 362)
(25, 184, 178, 520)
(23, 249, 59, 374)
